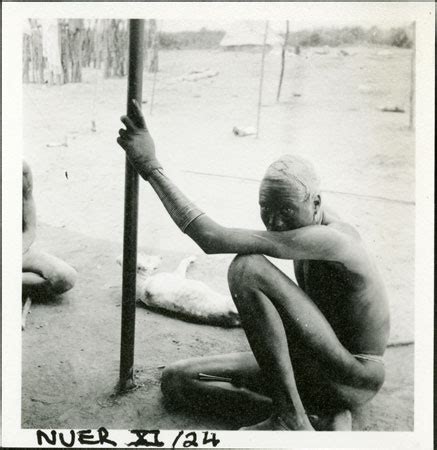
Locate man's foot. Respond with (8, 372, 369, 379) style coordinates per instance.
(309, 409, 352, 431)
(330, 409, 352, 430)
(240, 413, 314, 431)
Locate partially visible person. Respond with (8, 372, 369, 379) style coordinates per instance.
(22, 160, 77, 305)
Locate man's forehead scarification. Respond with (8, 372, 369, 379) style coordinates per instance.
(261, 155, 321, 202)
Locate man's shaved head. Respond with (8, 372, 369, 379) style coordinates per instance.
(260, 154, 321, 203)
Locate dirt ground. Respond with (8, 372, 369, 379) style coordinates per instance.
(22, 46, 414, 431)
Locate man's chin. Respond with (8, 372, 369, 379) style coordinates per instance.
(267, 226, 293, 232)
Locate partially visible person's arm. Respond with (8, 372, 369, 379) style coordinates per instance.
(22, 161, 37, 254)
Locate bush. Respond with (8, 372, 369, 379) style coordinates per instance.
(386, 28, 413, 48)
(159, 28, 225, 49)
(299, 32, 322, 47)
(157, 25, 413, 50)
(291, 25, 413, 48)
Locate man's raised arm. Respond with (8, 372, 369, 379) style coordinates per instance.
(117, 101, 362, 267)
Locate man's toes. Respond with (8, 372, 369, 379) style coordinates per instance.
(310, 410, 352, 431)
(331, 409, 352, 430)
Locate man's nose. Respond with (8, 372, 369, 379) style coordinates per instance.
(269, 214, 284, 229)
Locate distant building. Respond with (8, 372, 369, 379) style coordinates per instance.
(220, 21, 283, 51)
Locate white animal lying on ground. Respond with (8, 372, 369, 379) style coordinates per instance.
(116, 254, 241, 328)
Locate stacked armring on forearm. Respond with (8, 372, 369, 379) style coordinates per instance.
(148, 167, 205, 233)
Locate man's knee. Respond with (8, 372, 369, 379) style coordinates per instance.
(227, 254, 267, 291)
(161, 360, 193, 404)
(50, 265, 77, 294)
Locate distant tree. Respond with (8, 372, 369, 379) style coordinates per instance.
(103, 19, 128, 78)
(300, 31, 321, 47)
(368, 25, 384, 45)
(387, 27, 412, 48)
(293, 25, 413, 48)
(82, 26, 94, 68)
(28, 20, 44, 83)
(158, 29, 225, 49)
(69, 19, 85, 82)
(350, 26, 366, 42)
(22, 27, 32, 83)
(59, 19, 85, 83)
(158, 32, 180, 49)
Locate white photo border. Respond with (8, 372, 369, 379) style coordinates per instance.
(2, 2, 434, 448)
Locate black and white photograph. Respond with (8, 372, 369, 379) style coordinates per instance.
(2, 2, 434, 448)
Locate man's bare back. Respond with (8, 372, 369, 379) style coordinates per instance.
(295, 215, 390, 355)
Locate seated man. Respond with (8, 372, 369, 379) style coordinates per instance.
(22, 161, 77, 303)
(117, 100, 390, 431)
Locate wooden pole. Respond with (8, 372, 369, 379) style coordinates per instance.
(118, 19, 144, 392)
(256, 21, 269, 139)
(149, 21, 160, 115)
(276, 20, 289, 102)
(409, 21, 416, 131)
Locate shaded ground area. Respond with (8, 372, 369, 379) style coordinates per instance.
(22, 47, 414, 431)
(22, 224, 413, 431)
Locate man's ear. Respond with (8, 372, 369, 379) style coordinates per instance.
(313, 194, 321, 215)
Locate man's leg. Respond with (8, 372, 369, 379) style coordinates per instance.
(228, 255, 313, 430)
(227, 254, 385, 430)
(23, 247, 77, 297)
(161, 352, 273, 425)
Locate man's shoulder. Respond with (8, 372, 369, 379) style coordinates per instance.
(323, 221, 373, 275)
(326, 220, 362, 242)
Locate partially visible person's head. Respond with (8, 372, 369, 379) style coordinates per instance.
(22, 160, 33, 196)
(259, 155, 322, 231)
